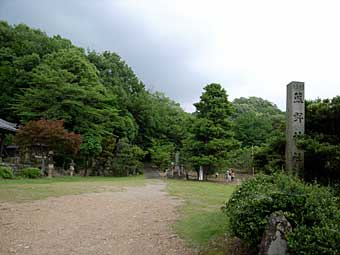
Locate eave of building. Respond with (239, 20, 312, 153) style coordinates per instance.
(0, 118, 17, 132)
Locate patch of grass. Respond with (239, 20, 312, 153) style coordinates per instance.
(0, 175, 146, 203)
(166, 179, 236, 247)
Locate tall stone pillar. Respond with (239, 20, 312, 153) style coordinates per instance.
(199, 166, 204, 181)
(175, 152, 180, 176)
(285, 81, 305, 173)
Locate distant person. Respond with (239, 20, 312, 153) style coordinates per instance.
(215, 172, 219, 178)
(227, 169, 232, 182)
(225, 169, 230, 180)
(231, 170, 235, 182)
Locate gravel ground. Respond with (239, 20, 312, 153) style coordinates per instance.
(0, 181, 193, 255)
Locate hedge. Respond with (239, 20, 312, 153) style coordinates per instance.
(224, 173, 340, 254)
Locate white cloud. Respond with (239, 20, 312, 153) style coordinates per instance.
(115, 0, 340, 110)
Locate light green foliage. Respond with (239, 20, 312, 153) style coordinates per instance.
(232, 97, 282, 116)
(149, 140, 175, 171)
(167, 180, 236, 246)
(87, 50, 140, 141)
(0, 21, 74, 121)
(226, 146, 257, 171)
(20, 167, 41, 179)
(0, 166, 14, 179)
(80, 133, 103, 156)
(186, 84, 238, 176)
(0, 176, 146, 203)
(232, 97, 284, 148)
(225, 173, 340, 254)
(233, 111, 273, 147)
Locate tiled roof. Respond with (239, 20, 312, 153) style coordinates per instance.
(0, 118, 17, 132)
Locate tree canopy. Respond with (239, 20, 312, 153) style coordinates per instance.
(184, 83, 238, 178)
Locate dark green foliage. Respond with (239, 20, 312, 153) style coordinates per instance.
(185, 84, 238, 177)
(298, 97, 340, 184)
(0, 20, 192, 175)
(113, 138, 146, 176)
(225, 173, 340, 254)
(20, 167, 41, 179)
(253, 129, 286, 173)
(0, 166, 14, 179)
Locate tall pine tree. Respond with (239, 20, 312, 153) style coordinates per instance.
(187, 83, 238, 179)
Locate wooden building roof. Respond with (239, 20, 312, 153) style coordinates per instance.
(0, 118, 17, 132)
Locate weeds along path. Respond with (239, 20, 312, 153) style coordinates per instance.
(0, 181, 192, 255)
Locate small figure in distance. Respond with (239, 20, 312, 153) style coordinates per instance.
(228, 168, 232, 182)
(225, 169, 230, 180)
(231, 169, 235, 182)
(215, 172, 219, 178)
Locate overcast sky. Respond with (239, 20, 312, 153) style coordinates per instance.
(1, 0, 340, 112)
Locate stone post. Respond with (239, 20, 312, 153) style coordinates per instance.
(285, 81, 305, 173)
(175, 152, 180, 176)
(47, 150, 54, 178)
(199, 166, 204, 181)
(69, 160, 75, 176)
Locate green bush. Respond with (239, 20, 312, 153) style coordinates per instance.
(224, 173, 340, 254)
(20, 167, 41, 179)
(0, 166, 14, 179)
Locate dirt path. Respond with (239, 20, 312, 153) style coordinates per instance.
(0, 181, 192, 255)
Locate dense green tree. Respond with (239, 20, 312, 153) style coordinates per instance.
(0, 20, 193, 175)
(113, 138, 146, 176)
(186, 83, 238, 178)
(232, 97, 284, 148)
(253, 128, 286, 173)
(298, 97, 340, 184)
(233, 111, 273, 147)
(149, 140, 175, 171)
(232, 97, 282, 117)
(0, 21, 75, 121)
(14, 48, 119, 136)
(87, 50, 190, 151)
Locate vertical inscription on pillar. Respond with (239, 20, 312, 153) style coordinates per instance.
(286, 81, 305, 173)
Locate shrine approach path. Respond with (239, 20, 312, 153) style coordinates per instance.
(0, 181, 193, 255)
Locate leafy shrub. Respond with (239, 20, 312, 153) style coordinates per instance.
(0, 166, 14, 179)
(20, 167, 41, 179)
(224, 173, 340, 254)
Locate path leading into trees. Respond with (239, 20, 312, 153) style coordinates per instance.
(0, 181, 192, 255)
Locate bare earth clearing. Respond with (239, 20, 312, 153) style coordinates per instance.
(0, 181, 193, 255)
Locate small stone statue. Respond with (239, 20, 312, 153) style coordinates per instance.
(259, 211, 292, 255)
(47, 150, 54, 178)
(69, 160, 75, 176)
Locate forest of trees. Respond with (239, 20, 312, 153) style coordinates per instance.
(1, 21, 339, 184)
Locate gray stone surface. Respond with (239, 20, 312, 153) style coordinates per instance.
(285, 81, 305, 173)
(259, 212, 292, 255)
